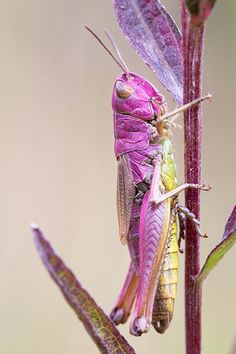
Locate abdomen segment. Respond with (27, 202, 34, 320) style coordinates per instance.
(152, 218, 178, 333)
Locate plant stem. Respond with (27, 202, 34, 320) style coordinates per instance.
(181, 3, 205, 354)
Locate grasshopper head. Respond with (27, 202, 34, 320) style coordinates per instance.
(112, 73, 167, 121)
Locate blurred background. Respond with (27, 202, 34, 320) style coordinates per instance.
(0, 1, 235, 353)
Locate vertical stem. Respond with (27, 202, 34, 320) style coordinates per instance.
(182, 3, 205, 354)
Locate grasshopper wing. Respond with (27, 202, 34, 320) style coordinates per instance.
(117, 154, 136, 245)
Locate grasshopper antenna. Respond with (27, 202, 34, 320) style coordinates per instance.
(104, 30, 129, 74)
(85, 26, 128, 74)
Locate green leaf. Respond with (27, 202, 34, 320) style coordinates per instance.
(32, 225, 136, 354)
(195, 205, 236, 288)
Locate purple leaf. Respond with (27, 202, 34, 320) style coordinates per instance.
(113, 0, 183, 105)
(222, 205, 236, 240)
(194, 205, 236, 288)
(32, 225, 136, 354)
(186, 0, 217, 25)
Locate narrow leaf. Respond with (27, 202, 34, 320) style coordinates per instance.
(32, 225, 136, 354)
(113, 0, 183, 105)
(195, 205, 236, 288)
(186, 0, 217, 25)
(222, 205, 236, 241)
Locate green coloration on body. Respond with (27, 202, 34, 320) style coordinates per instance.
(152, 137, 179, 333)
(160, 137, 178, 192)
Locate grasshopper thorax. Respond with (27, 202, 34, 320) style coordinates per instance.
(112, 72, 167, 121)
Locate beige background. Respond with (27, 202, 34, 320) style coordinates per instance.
(0, 1, 235, 353)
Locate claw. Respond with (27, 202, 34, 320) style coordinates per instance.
(199, 184, 212, 191)
(152, 318, 169, 334)
(130, 316, 150, 336)
(110, 308, 125, 325)
(196, 226, 208, 238)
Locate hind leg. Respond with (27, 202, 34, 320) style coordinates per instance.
(110, 262, 138, 325)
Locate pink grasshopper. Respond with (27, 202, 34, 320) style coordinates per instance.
(86, 27, 211, 336)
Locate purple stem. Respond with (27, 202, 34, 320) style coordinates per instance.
(181, 3, 205, 354)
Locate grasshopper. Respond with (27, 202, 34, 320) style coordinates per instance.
(86, 27, 211, 336)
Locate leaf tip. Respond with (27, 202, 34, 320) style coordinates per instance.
(31, 223, 42, 241)
(31, 224, 47, 256)
(31, 222, 39, 231)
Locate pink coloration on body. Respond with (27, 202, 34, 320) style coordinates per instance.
(113, 72, 166, 184)
(113, 73, 167, 122)
(111, 70, 172, 336)
(130, 193, 170, 335)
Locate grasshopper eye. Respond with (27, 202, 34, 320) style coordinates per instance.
(115, 81, 134, 99)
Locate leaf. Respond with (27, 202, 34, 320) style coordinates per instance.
(32, 225, 136, 354)
(195, 205, 236, 288)
(113, 0, 183, 105)
(222, 205, 236, 241)
(186, 0, 217, 25)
